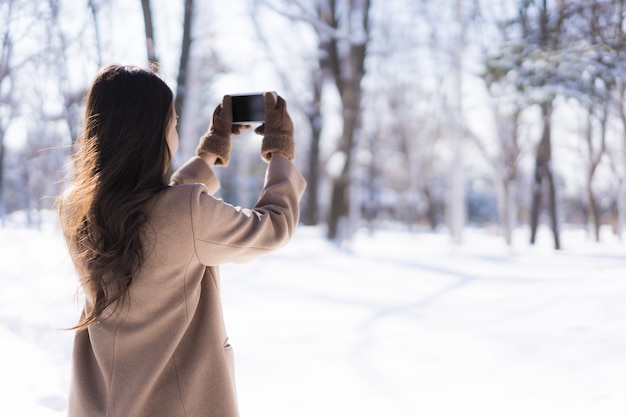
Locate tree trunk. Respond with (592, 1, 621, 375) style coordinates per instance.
(88, 0, 103, 67)
(529, 172, 543, 245)
(585, 108, 601, 243)
(303, 75, 323, 226)
(0, 137, 5, 226)
(1, 4, 13, 225)
(327, 75, 363, 240)
(423, 186, 438, 230)
(617, 179, 625, 239)
(448, 139, 465, 243)
(530, 100, 560, 249)
(501, 110, 520, 246)
(587, 180, 600, 242)
(529, 103, 547, 246)
(325, 0, 370, 240)
(545, 167, 561, 249)
(327, 94, 357, 239)
(448, 0, 467, 244)
(617, 85, 626, 240)
(501, 179, 515, 246)
(175, 0, 194, 126)
(140, 0, 159, 69)
(580, 95, 608, 242)
(328, 175, 348, 240)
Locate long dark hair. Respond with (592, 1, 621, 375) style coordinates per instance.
(59, 65, 174, 329)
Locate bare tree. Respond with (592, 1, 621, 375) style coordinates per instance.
(317, 0, 371, 240)
(485, 0, 570, 249)
(249, 3, 325, 225)
(140, 0, 194, 131)
(474, 89, 523, 246)
(0, 1, 22, 224)
(577, 0, 623, 241)
(614, 0, 626, 239)
(581, 101, 608, 241)
(140, 0, 159, 69)
(174, 0, 194, 128)
(484, 0, 626, 247)
(253, 0, 372, 240)
(550, 0, 621, 242)
(303, 73, 324, 225)
(45, 0, 91, 146)
(0, 5, 13, 224)
(524, 2, 560, 248)
(530, 101, 560, 248)
(497, 109, 523, 245)
(88, 0, 104, 67)
(360, 6, 444, 230)
(446, 0, 471, 244)
(615, 85, 626, 238)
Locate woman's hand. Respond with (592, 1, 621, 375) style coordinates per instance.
(254, 92, 295, 162)
(196, 95, 249, 166)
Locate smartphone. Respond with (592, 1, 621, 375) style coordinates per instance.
(231, 93, 265, 124)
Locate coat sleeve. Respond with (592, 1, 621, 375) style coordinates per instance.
(190, 154, 307, 266)
(170, 156, 220, 195)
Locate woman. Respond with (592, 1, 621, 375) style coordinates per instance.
(58, 64, 306, 417)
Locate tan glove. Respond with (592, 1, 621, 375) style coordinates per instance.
(254, 92, 295, 162)
(196, 95, 248, 166)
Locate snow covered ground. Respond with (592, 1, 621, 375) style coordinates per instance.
(1, 213, 626, 416)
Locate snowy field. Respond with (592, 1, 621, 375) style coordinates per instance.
(1, 212, 626, 417)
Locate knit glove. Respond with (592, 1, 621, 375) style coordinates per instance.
(196, 95, 248, 166)
(254, 93, 295, 162)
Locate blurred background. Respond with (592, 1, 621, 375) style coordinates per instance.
(3, 2, 626, 416)
(1, 0, 626, 245)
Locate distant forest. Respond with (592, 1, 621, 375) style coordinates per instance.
(2, 0, 626, 249)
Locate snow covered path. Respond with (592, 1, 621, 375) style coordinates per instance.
(1, 221, 625, 416)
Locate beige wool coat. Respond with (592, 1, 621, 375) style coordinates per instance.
(67, 154, 306, 417)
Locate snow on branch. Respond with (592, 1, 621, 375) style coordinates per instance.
(259, 0, 368, 45)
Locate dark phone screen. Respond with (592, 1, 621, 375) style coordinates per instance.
(231, 94, 265, 124)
